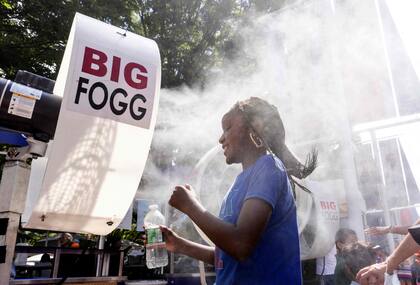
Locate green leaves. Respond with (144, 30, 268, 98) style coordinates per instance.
(0, 0, 12, 10)
(0, 0, 240, 87)
(0, 0, 288, 86)
(0, 0, 138, 80)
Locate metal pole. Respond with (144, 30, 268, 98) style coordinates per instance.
(45, 231, 49, 247)
(396, 139, 410, 205)
(96, 235, 105, 277)
(370, 130, 395, 250)
(0, 160, 31, 284)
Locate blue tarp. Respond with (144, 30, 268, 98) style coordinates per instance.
(0, 130, 28, 146)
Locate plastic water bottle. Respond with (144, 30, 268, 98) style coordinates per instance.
(144, 204, 168, 268)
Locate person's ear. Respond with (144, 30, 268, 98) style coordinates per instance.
(249, 132, 264, 148)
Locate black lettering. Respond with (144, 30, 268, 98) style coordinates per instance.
(110, 88, 128, 115)
(88, 82, 108, 110)
(75, 77, 89, 104)
(130, 94, 147, 120)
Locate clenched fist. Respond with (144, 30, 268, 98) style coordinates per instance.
(169, 184, 202, 215)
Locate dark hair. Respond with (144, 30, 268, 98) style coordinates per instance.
(234, 97, 317, 179)
(40, 253, 51, 263)
(335, 228, 357, 244)
(341, 241, 376, 280)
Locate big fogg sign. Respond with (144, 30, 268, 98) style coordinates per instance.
(67, 45, 156, 128)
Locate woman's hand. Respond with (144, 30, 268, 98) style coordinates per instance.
(160, 225, 183, 253)
(365, 226, 391, 236)
(169, 184, 202, 215)
(356, 262, 386, 285)
(160, 225, 215, 264)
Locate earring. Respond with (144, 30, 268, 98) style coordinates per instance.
(249, 133, 263, 148)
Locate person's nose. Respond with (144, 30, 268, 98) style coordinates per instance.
(219, 133, 225, 144)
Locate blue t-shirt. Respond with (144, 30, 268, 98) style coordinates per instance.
(215, 154, 302, 285)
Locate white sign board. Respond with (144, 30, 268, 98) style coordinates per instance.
(67, 44, 156, 128)
(25, 13, 161, 235)
(21, 157, 47, 227)
(296, 179, 342, 260)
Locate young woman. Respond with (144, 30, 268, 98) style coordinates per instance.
(162, 97, 317, 284)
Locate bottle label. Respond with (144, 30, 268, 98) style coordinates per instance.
(146, 227, 163, 244)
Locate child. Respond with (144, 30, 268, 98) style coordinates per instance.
(334, 228, 358, 285)
(162, 97, 317, 284)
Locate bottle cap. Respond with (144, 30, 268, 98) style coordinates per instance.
(149, 204, 158, 210)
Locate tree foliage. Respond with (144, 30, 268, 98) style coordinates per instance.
(134, 0, 242, 87)
(0, 0, 244, 88)
(0, 0, 289, 88)
(0, 1, 138, 80)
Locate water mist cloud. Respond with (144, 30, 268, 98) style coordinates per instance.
(138, 0, 412, 242)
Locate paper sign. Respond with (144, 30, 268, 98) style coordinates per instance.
(25, 13, 161, 235)
(65, 43, 157, 128)
(8, 93, 36, 119)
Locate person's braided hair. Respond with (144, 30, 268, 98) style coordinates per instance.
(235, 97, 317, 181)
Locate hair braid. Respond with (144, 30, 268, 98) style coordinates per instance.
(236, 97, 317, 179)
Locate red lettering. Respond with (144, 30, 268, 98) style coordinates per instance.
(320, 201, 326, 209)
(82, 47, 107, 77)
(81, 47, 149, 89)
(124, 62, 148, 89)
(111, 56, 121, 82)
(329, 202, 336, 210)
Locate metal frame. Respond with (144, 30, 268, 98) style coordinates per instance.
(14, 246, 124, 280)
(10, 276, 126, 284)
(354, 115, 420, 250)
